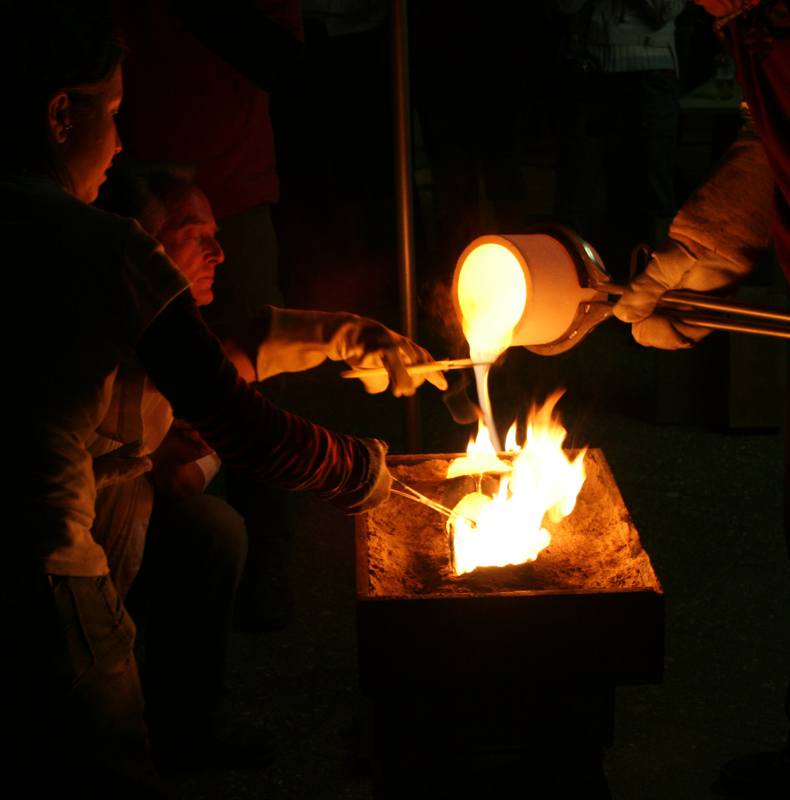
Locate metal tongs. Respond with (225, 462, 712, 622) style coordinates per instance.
(340, 358, 493, 380)
(391, 479, 478, 529)
(526, 226, 790, 356)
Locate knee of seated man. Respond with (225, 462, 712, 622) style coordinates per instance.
(166, 494, 248, 569)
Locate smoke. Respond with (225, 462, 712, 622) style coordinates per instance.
(419, 277, 466, 358)
(419, 275, 482, 424)
(442, 370, 480, 425)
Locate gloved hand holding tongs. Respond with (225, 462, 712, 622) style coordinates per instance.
(613, 110, 775, 349)
(223, 306, 449, 397)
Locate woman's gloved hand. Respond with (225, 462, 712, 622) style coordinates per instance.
(241, 307, 449, 397)
(92, 440, 152, 490)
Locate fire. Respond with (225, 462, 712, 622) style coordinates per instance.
(446, 418, 510, 477)
(448, 391, 587, 575)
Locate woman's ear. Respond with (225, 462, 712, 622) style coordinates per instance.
(47, 91, 72, 144)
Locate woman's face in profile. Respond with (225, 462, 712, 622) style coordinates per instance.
(60, 65, 123, 203)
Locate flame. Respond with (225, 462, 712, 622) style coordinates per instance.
(448, 390, 586, 575)
(503, 422, 519, 452)
(446, 418, 511, 478)
(468, 416, 498, 454)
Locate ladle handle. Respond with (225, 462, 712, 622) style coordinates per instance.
(663, 310, 790, 340)
(600, 284, 790, 333)
(659, 291, 790, 324)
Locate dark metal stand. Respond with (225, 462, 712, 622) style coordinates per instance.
(390, 0, 420, 452)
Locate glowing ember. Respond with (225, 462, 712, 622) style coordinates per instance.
(448, 391, 587, 575)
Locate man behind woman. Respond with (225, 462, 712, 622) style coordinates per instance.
(91, 164, 256, 771)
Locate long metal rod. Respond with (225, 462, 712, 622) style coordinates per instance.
(660, 290, 790, 323)
(603, 283, 790, 334)
(391, 0, 420, 453)
(340, 358, 493, 380)
(667, 311, 790, 339)
(392, 480, 478, 528)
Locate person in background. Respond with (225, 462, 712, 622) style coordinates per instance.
(553, 0, 686, 278)
(115, 0, 298, 322)
(91, 164, 251, 771)
(613, 0, 789, 795)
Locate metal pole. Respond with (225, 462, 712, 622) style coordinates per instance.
(390, 0, 421, 453)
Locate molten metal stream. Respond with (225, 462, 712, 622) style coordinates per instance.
(473, 355, 503, 454)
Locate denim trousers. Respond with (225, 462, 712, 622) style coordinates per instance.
(2, 572, 166, 798)
(554, 68, 680, 240)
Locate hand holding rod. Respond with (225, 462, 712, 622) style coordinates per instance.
(602, 283, 790, 340)
(490, 226, 790, 357)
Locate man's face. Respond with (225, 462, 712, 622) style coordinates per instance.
(157, 189, 224, 307)
(690, 0, 745, 16)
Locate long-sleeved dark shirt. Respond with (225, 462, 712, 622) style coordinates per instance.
(137, 291, 370, 503)
(2, 176, 376, 576)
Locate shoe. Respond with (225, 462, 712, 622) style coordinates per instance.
(151, 721, 277, 775)
(714, 748, 790, 798)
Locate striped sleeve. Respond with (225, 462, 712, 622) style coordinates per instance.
(136, 292, 380, 506)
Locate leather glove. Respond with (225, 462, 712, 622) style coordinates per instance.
(324, 438, 392, 515)
(92, 440, 152, 490)
(613, 116, 774, 349)
(613, 239, 761, 349)
(239, 307, 448, 397)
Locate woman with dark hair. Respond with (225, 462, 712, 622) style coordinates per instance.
(0, 3, 444, 795)
(0, 2, 127, 198)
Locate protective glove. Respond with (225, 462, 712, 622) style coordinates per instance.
(613, 116, 774, 349)
(613, 239, 762, 349)
(324, 438, 393, 515)
(92, 440, 152, 490)
(237, 307, 448, 397)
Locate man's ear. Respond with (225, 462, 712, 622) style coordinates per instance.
(48, 91, 72, 144)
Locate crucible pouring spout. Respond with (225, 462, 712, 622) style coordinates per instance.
(453, 223, 790, 357)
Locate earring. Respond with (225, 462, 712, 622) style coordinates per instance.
(64, 123, 73, 131)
